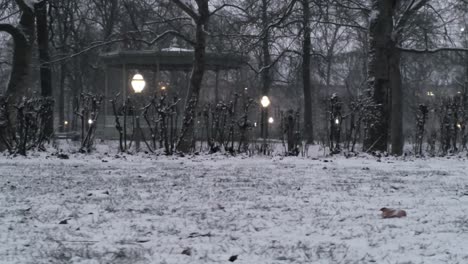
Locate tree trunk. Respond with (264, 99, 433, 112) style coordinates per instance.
(261, 0, 272, 138)
(36, 0, 54, 136)
(3, 8, 36, 103)
(364, 0, 395, 153)
(59, 64, 66, 132)
(390, 47, 403, 155)
(0, 3, 35, 151)
(176, 1, 209, 153)
(301, 0, 314, 144)
(7, 42, 33, 103)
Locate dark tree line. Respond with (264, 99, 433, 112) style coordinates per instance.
(1, 0, 468, 155)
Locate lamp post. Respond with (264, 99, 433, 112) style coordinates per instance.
(462, 26, 468, 112)
(268, 117, 274, 152)
(131, 73, 146, 152)
(260, 95, 270, 154)
(461, 25, 468, 146)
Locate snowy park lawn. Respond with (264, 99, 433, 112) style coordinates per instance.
(1, 150, 468, 263)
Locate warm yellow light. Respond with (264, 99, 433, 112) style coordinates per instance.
(268, 117, 274, 124)
(161, 86, 167, 91)
(261, 96, 270, 108)
(427, 91, 435, 97)
(131, 73, 146, 93)
(457, 123, 462, 129)
(64, 121, 68, 126)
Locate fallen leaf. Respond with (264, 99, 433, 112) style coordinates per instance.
(57, 154, 69, 159)
(181, 248, 192, 256)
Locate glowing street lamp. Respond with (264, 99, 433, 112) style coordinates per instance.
(268, 117, 274, 124)
(88, 119, 93, 125)
(261, 96, 271, 108)
(64, 120, 69, 126)
(131, 73, 146, 94)
(335, 118, 340, 125)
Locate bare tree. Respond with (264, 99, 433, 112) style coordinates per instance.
(300, 0, 314, 143)
(0, 0, 37, 103)
(35, 0, 53, 135)
(364, 0, 431, 154)
(0, 0, 39, 151)
(172, 0, 210, 153)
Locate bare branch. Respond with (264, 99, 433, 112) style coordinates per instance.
(258, 0, 298, 39)
(209, 3, 249, 17)
(398, 46, 468, 54)
(46, 29, 196, 65)
(331, 0, 370, 13)
(311, 19, 367, 31)
(15, 0, 34, 13)
(144, 16, 192, 25)
(246, 49, 304, 74)
(171, 0, 199, 20)
(139, 29, 195, 46)
(0, 23, 27, 42)
(0, 10, 20, 22)
(0, 23, 18, 35)
(395, 0, 429, 33)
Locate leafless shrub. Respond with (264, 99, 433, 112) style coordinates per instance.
(112, 92, 180, 155)
(74, 92, 103, 153)
(198, 93, 256, 154)
(0, 95, 53, 155)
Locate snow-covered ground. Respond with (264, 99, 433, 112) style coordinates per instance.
(1, 148, 468, 263)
